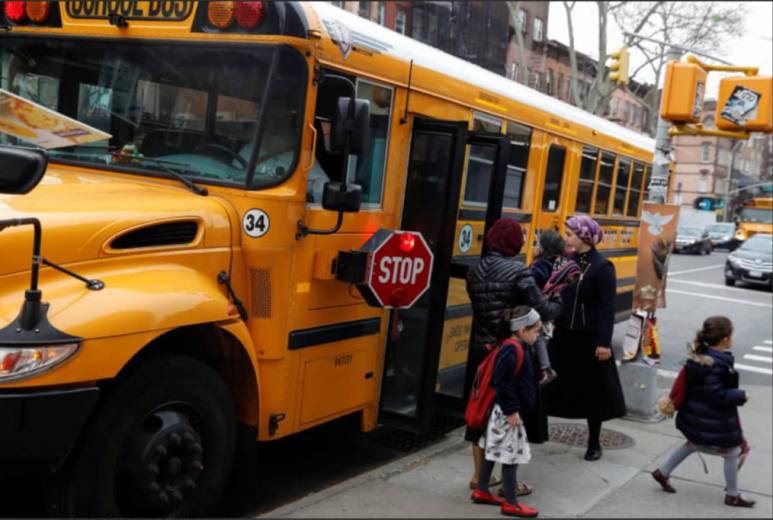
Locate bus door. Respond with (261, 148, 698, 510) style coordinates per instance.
(534, 135, 574, 242)
(378, 118, 510, 432)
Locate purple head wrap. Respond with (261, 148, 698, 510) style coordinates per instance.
(566, 216, 603, 246)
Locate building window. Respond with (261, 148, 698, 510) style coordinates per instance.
(566, 79, 572, 102)
(346, 81, 394, 206)
(511, 62, 519, 82)
(395, 8, 406, 34)
(533, 17, 544, 41)
(331, 1, 343, 8)
(377, 2, 386, 26)
(557, 73, 564, 99)
(504, 121, 532, 209)
(533, 72, 542, 92)
(699, 173, 709, 193)
(575, 147, 599, 214)
(623, 101, 630, 122)
(702, 142, 711, 163)
(517, 9, 527, 34)
(630, 105, 637, 125)
(614, 99, 620, 118)
(546, 69, 553, 96)
(463, 113, 504, 205)
(358, 1, 369, 19)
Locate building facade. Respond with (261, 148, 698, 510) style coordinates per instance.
(505, 2, 550, 88)
(671, 100, 771, 217)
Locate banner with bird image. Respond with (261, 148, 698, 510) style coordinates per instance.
(634, 203, 681, 314)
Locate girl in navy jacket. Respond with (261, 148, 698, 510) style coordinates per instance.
(472, 306, 540, 518)
(652, 317, 755, 508)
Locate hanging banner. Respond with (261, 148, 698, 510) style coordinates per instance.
(633, 202, 681, 314)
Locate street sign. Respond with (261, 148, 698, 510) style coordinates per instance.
(716, 76, 772, 133)
(356, 229, 434, 309)
(694, 197, 715, 211)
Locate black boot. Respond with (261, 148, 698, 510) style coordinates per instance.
(584, 445, 603, 461)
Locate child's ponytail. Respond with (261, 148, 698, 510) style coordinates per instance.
(691, 316, 733, 354)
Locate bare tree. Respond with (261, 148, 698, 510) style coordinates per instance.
(563, 1, 582, 106)
(506, 1, 530, 85)
(613, 2, 746, 134)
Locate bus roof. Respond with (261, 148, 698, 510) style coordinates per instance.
(309, 2, 655, 154)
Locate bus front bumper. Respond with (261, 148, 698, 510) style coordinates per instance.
(0, 387, 99, 477)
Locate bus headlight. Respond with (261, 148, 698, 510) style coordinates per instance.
(0, 343, 80, 383)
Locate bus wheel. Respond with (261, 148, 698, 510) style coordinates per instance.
(45, 355, 236, 518)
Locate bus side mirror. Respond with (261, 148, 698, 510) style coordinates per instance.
(322, 182, 362, 213)
(330, 97, 370, 155)
(0, 145, 48, 194)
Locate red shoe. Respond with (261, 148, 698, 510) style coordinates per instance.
(471, 488, 505, 506)
(502, 501, 539, 518)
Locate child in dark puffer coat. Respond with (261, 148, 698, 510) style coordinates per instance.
(652, 316, 755, 508)
(529, 230, 582, 387)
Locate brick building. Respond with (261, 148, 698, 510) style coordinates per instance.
(505, 2, 549, 87)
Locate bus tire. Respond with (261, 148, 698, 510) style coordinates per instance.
(44, 354, 236, 518)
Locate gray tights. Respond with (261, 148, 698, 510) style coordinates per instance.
(478, 459, 518, 505)
(659, 442, 741, 497)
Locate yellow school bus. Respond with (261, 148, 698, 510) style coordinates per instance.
(0, 2, 661, 516)
(735, 197, 773, 243)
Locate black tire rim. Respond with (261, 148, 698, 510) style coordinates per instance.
(116, 401, 205, 516)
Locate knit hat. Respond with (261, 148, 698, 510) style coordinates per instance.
(486, 218, 524, 257)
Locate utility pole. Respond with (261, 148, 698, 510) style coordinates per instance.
(723, 140, 745, 222)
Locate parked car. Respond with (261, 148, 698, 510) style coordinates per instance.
(705, 222, 738, 251)
(674, 227, 712, 255)
(725, 234, 773, 288)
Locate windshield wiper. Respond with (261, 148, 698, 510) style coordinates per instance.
(105, 153, 208, 196)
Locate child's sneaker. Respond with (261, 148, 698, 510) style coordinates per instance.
(538, 367, 558, 388)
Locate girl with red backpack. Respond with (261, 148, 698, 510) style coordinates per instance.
(471, 306, 541, 518)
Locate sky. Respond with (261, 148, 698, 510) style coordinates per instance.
(547, 1, 773, 99)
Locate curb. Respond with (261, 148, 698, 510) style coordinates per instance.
(259, 428, 469, 518)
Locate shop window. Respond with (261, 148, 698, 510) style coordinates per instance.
(542, 146, 566, 212)
(627, 162, 645, 217)
(463, 113, 503, 205)
(504, 121, 532, 209)
(612, 157, 631, 216)
(594, 152, 615, 215)
(575, 146, 599, 214)
(346, 81, 394, 206)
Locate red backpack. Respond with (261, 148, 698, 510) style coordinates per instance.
(465, 338, 525, 430)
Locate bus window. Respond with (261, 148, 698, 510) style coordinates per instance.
(541, 145, 566, 212)
(346, 81, 394, 207)
(612, 157, 631, 216)
(463, 113, 503, 205)
(594, 152, 615, 215)
(627, 162, 645, 217)
(575, 146, 599, 214)
(503, 121, 532, 209)
(643, 164, 653, 201)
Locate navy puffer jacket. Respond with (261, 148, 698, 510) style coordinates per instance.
(676, 348, 747, 448)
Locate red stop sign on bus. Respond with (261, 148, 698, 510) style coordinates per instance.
(357, 229, 434, 309)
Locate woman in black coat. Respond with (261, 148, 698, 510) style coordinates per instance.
(465, 218, 563, 491)
(651, 317, 754, 508)
(543, 216, 626, 461)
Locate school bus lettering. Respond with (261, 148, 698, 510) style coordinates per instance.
(65, 1, 194, 21)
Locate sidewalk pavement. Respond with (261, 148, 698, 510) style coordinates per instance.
(261, 380, 772, 518)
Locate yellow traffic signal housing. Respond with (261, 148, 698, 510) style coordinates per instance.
(660, 61, 707, 123)
(716, 76, 772, 133)
(608, 45, 630, 86)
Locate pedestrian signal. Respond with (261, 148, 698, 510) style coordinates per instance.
(660, 61, 707, 124)
(608, 45, 630, 86)
(716, 76, 772, 134)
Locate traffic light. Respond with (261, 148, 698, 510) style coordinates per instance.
(660, 61, 707, 124)
(716, 75, 772, 133)
(609, 45, 630, 86)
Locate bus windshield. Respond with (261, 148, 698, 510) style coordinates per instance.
(1, 39, 306, 188)
(741, 208, 773, 224)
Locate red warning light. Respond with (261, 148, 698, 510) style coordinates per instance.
(399, 233, 415, 253)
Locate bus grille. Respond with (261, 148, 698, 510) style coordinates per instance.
(249, 268, 273, 318)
